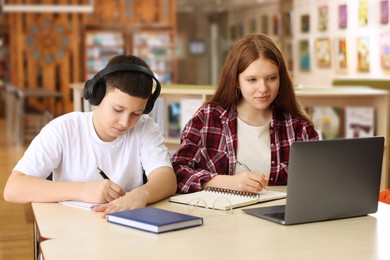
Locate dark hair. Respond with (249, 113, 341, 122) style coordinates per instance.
(105, 55, 153, 99)
(210, 33, 311, 122)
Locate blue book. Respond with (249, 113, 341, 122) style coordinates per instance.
(107, 207, 203, 234)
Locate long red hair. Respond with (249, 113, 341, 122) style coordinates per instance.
(209, 34, 312, 123)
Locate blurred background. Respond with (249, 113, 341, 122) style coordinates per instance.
(0, 0, 389, 259)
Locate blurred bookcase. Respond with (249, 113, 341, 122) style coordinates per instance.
(155, 85, 389, 189)
(133, 31, 175, 84)
(151, 85, 215, 153)
(295, 86, 389, 190)
(70, 84, 390, 189)
(85, 31, 125, 80)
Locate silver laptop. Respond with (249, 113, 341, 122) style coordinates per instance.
(242, 136, 384, 225)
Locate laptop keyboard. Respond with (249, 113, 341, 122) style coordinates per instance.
(265, 212, 285, 220)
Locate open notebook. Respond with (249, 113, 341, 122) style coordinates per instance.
(169, 187, 286, 210)
(59, 200, 100, 210)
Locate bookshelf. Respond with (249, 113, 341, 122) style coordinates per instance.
(133, 32, 176, 84)
(154, 85, 215, 151)
(70, 84, 390, 189)
(85, 31, 125, 80)
(156, 85, 390, 190)
(294, 86, 389, 190)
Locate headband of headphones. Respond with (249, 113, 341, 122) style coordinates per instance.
(83, 63, 161, 114)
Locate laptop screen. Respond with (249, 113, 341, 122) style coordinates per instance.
(243, 136, 384, 225)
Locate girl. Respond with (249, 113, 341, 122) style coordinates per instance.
(172, 34, 319, 194)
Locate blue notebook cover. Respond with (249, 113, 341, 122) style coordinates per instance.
(107, 207, 203, 234)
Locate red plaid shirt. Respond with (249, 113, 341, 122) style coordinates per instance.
(171, 103, 319, 193)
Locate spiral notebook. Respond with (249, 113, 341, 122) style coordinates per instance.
(169, 187, 286, 210)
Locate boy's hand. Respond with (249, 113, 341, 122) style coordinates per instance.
(93, 187, 149, 217)
(81, 180, 126, 203)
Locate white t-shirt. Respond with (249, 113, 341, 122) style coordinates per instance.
(13, 111, 172, 191)
(235, 117, 271, 178)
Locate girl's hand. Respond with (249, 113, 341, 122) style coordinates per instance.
(231, 172, 268, 193)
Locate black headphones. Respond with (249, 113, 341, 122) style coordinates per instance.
(83, 63, 161, 114)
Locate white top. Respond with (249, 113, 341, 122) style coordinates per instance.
(14, 111, 172, 191)
(235, 117, 270, 177)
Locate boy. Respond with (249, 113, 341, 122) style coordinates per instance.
(3, 55, 176, 216)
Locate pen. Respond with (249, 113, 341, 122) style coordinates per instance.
(97, 167, 110, 180)
(236, 160, 268, 190)
(236, 160, 251, 172)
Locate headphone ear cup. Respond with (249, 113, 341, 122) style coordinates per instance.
(143, 81, 161, 114)
(143, 97, 154, 114)
(88, 79, 106, 106)
(83, 80, 93, 100)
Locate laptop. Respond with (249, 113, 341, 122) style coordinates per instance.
(242, 136, 384, 225)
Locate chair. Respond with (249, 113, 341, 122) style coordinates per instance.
(4, 84, 18, 135)
(5, 84, 62, 144)
(379, 190, 390, 204)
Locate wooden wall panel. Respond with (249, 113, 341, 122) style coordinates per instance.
(25, 0, 38, 89)
(26, 56, 38, 88)
(83, 0, 176, 27)
(71, 12, 82, 85)
(4, 0, 176, 114)
(9, 8, 84, 113)
(14, 13, 24, 88)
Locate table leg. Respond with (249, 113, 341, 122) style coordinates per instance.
(34, 221, 42, 260)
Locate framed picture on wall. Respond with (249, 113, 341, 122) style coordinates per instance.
(380, 31, 390, 70)
(299, 39, 311, 71)
(318, 5, 328, 31)
(189, 40, 205, 56)
(282, 12, 292, 36)
(249, 18, 257, 34)
(301, 14, 310, 33)
(237, 23, 244, 38)
(272, 14, 279, 35)
(338, 4, 347, 29)
(357, 37, 370, 72)
(284, 42, 293, 71)
(230, 25, 236, 41)
(261, 15, 269, 34)
(381, 0, 389, 24)
(334, 38, 348, 73)
(314, 38, 331, 67)
(358, 0, 368, 26)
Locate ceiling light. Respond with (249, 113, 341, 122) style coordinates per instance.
(0, 0, 94, 13)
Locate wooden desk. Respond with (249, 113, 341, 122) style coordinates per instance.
(32, 187, 390, 260)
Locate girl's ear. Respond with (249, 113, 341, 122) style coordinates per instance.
(235, 88, 241, 98)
